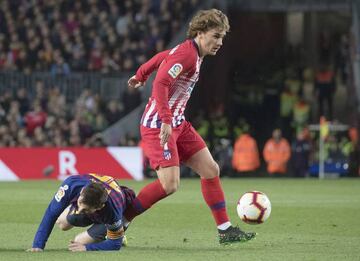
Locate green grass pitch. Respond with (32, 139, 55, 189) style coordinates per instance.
(0, 178, 360, 261)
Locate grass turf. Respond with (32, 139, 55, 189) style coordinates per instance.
(0, 178, 359, 261)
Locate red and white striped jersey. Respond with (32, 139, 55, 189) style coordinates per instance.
(135, 39, 202, 128)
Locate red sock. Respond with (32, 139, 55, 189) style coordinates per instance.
(201, 176, 230, 225)
(124, 179, 167, 221)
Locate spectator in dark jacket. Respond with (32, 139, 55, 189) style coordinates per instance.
(291, 129, 311, 177)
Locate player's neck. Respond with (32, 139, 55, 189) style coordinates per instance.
(193, 38, 205, 58)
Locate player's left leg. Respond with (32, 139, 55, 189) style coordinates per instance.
(184, 148, 256, 243)
(179, 122, 255, 243)
(73, 224, 107, 244)
(73, 224, 129, 247)
(184, 147, 230, 227)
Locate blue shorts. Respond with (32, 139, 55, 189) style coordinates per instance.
(67, 213, 106, 241)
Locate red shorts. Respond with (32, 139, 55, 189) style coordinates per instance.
(140, 121, 207, 170)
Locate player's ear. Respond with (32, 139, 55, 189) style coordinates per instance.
(196, 31, 203, 38)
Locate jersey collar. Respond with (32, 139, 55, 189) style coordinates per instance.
(191, 39, 201, 57)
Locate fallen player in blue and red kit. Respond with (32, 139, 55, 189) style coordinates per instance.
(28, 174, 135, 252)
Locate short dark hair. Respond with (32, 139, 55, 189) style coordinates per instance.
(81, 182, 108, 209)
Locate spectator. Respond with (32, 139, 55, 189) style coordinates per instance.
(105, 100, 124, 125)
(343, 127, 360, 177)
(34, 80, 48, 111)
(263, 128, 291, 175)
(50, 56, 71, 76)
(0, 90, 12, 113)
(15, 87, 30, 115)
(292, 96, 310, 135)
(47, 86, 66, 117)
(232, 124, 260, 174)
(280, 85, 297, 141)
(24, 101, 47, 135)
(314, 63, 336, 121)
(291, 129, 311, 177)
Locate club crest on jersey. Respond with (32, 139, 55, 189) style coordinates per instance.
(55, 185, 69, 202)
(163, 143, 172, 160)
(168, 63, 183, 79)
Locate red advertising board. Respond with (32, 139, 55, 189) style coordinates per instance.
(0, 147, 143, 181)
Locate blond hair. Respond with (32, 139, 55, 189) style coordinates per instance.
(187, 9, 230, 39)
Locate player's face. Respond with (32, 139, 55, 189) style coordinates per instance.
(77, 196, 100, 214)
(198, 28, 226, 56)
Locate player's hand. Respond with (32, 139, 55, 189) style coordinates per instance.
(26, 248, 43, 252)
(68, 241, 86, 252)
(128, 75, 144, 89)
(159, 123, 172, 147)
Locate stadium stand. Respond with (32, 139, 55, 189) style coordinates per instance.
(0, 0, 201, 73)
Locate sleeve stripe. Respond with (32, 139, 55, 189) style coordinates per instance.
(107, 229, 124, 240)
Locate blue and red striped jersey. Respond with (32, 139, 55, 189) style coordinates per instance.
(32, 174, 129, 250)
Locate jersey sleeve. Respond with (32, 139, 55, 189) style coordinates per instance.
(135, 49, 171, 82)
(152, 49, 196, 125)
(31, 179, 74, 249)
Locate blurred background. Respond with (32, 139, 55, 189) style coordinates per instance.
(0, 0, 358, 180)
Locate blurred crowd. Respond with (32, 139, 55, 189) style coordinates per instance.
(0, 0, 200, 73)
(187, 111, 360, 178)
(0, 80, 141, 147)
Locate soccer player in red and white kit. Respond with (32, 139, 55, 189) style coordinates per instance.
(125, 9, 256, 244)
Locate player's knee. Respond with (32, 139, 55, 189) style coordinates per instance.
(162, 180, 179, 195)
(73, 231, 98, 244)
(57, 220, 72, 231)
(73, 233, 86, 244)
(211, 161, 220, 177)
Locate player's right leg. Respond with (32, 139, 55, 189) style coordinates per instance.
(124, 125, 181, 222)
(123, 166, 179, 222)
(157, 166, 181, 194)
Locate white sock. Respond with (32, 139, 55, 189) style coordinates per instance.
(217, 221, 232, 231)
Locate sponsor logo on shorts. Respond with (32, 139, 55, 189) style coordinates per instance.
(168, 63, 183, 79)
(55, 185, 69, 202)
(163, 143, 172, 160)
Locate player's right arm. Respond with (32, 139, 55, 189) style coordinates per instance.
(29, 179, 74, 251)
(135, 49, 171, 82)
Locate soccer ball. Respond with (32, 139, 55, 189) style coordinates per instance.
(237, 191, 271, 225)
